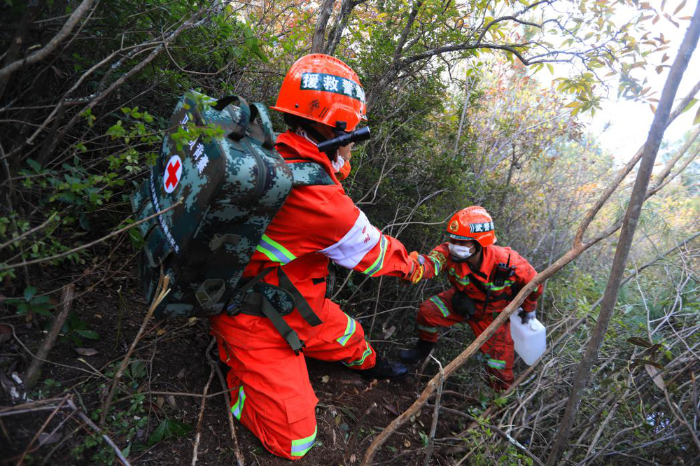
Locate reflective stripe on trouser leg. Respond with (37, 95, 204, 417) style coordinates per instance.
(343, 340, 374, 368)
(465, 313, 515, 390)
(336, 313, 357, 346)
(291, 426, 317, 457)
(301, 299, 376, 370)
(417, 288, 463, 343)
(231, 385, 246, 419)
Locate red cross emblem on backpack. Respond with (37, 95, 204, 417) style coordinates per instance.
(163, 155, 183, 194)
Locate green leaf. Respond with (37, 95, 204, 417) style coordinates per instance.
(148, 419, 194, 445)
(32, 306, 53, 317)
(693, 105, 700, 125)
(27, 159, 42, 172)
(32, 295, 51, 306)
(79, 213, 91, 231)
(24, 286, 37, 302)
(76, 329, 100, 340)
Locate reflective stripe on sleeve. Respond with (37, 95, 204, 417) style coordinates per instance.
(430, 296, 451, 318)
(336, 313, 357, 346)
(428, 251, 445, 275)
(417, 324, 438, 333)
(343, 341, 373, 367)
(320, 210, 380, 268)
(362, 235, 388, 276)
(231, 386, 246, 420)
(256, 234, 296, 264)
(487, 359, 506, 370)
(291, 426, 317, 457)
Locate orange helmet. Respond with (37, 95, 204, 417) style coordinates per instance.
(271, 54, 366, 131)
(446, 206, 497, 247)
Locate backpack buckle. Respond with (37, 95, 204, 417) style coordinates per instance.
(225, 299, 243, 316)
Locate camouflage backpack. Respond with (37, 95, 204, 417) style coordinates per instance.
(131, 91, 333, 323)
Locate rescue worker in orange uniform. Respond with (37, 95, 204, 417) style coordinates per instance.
(209, 54, 425, 460)
(399, 206, 543, 391)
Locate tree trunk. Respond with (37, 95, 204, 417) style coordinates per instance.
(545, 5, 700, 464)
(311, 0, 336, 53)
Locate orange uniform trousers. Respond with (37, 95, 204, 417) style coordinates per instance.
(210, 299, 374, 460)
(416, 287, 515, 391)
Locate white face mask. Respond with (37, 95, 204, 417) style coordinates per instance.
(331, 153, 345, 172)
(449, 243, 473, 259)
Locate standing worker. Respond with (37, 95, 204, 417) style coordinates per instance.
(400, 206, 543, 391)
(210, 54, 424, 460)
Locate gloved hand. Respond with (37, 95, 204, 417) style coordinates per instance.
(518, 309, 536, 325)
(407, 251, 426, 284)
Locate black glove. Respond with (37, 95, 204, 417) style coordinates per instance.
(452, 291, 478, 320)
(518, 309, 536, 325)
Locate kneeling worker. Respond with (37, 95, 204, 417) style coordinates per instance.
(210, 54, 424, 460)
(400, 206, 543, 391)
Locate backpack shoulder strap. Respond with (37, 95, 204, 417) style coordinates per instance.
(289, 162, 335, 186)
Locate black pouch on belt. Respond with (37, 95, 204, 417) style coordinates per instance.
(451, 291, 479, 320)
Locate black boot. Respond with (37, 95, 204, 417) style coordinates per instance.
(361, 354, 408, 380)
(399, 339, 435, 364)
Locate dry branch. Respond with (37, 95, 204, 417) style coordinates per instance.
(211, 340, 245, 466)
(192, 338, 217, 466)
(100, 275, 170, 426)
(0, 0, 96, 80)
(66, 398, 131, 466)
(24, 284, 75, 388)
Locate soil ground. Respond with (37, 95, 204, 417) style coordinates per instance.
(0, 250, 495, 466)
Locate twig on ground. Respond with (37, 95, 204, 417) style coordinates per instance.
(66, 398, 131, 466)
(210, 338, 245, 466)
(24, 284, 75, 388)
(423, 355, 444, 466)
(346, 402, 377, 463)
(16, 396, 70, 466)
(100, 275, 170, 426)
(192, 337, 216, 466)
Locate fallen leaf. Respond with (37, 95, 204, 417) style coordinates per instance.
(382, 325, 396, 339)
(39, 432, 62, 445)
(167, 395, 177, 409)
(321, 375, 330, 384)
(157, 396, 165, 408)
(404, 439, 411, 448)
(350, 453, 357, 463)
(157, 329, 166, 336)
(75, 348, 99, 356)
(645, 364, 666, 390)
(177, 368, 186, 379)
(384, 404, 399, 416)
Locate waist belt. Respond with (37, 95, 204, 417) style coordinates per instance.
(225, 267, 323, 354)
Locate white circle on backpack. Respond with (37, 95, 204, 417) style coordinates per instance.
(163, 155, 183, 193)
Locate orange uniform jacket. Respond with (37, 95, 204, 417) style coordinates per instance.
(421, 243, 542, 313)
(216, 130, 414, 348)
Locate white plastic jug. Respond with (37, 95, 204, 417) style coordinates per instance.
(510, 312, 547, 366)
